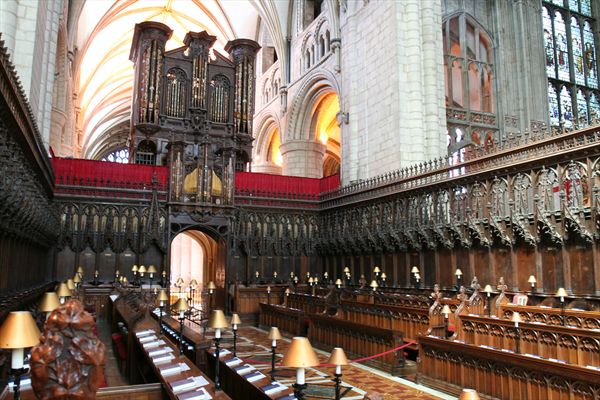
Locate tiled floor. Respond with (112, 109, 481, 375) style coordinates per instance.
(217, 326, 455, 400)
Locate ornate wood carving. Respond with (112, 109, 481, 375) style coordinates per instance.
(31, 299, 106, 399)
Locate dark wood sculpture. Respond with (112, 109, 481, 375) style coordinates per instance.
(30, 299, 106, 399)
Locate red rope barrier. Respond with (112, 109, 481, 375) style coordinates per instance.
(241, 340, 417, 367)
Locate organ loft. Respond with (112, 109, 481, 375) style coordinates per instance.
(1, 1, 600, 400)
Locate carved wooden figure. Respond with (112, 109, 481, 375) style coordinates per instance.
(31, 299, 106, 399)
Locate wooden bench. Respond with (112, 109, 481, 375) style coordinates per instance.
(308, 313, 405, 375)
(259, 303, 306, 336)
(418, 335, 600, 400)
(458, 314, 600, 367)
(498, 304, 600, 330)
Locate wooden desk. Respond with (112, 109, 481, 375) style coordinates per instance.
(259, 303, 306, 336)
(133, 328, 230, 400)
(0, 383, 164, 400)
(205, 348, 294, 400)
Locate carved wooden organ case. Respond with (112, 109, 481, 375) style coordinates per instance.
(129, 22, 260, 209)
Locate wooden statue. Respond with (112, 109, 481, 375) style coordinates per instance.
(31, 299, 106, 399)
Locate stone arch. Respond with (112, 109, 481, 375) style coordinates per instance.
(253, 114, 283, 174)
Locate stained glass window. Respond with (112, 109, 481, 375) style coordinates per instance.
(543, 8, 556, 78)
(549, 84, 560, 126)
(571, 18, 584, 85)
(542, 1, 599, 128)
(583, 22, 597, 88)
(590, 94, 600, 121)
(577, 90, 588, 124)
(101, 148, 129, 163)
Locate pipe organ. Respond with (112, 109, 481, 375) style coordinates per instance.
(129, 22, 259, 210)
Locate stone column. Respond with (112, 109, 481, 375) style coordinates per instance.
(280, 140, 326, 178)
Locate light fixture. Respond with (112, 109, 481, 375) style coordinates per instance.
(281, 337, 320, 400)
(343, 267, 350, 274)
(76, 266, 84, 276)
(459, 389, 481, 400)
(512, 312, 521, 353)
(323, 271, 328, 281)
(0, 311, 41, 400)
(483, 284, 493, 317)
(442, 304, 451, 338)
(122, 277, 128, 287)
(370, 280, 378, 292)
(380, 272, 387, 285)
(189, 279, 198, 308)
(38, 292, 60, 319)
(335, 279, 342, 289)
(207, 281, 216, 310)
(138, 265, 147, 282)
(455, 268, 463, 277)
(415, 273, 421, 288)
(556, 287, 568, 326)
(157, 289, 169, 335)
(73, 274, 81, 289)
(173, 298, 190, 355)
(268, 327, 282, 381)
(308, 277, 314, 286)
(528, 275, 536, 290)
(56, 283, 72, 304)
(148, 265, 157, 287)
(231, 313, 242, 357)
(131, 265, 138, 285)
(373, 266, 381, 277)
(207, 310, 229, 390)
(327, 347, 349, 400)
(66, 279, 75, 291)
(115, 270, 120, 281)
(411, 266, 420, 274)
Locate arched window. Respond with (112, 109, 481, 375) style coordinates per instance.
(101, 148, 129, 163)
(443, 14, 496, 155)
(542, 1, 599, 128)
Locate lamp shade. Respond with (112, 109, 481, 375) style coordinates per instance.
(343, 267, 350, 273)
(335, 279, 343, 286)
(131, 265, 138, 272)
(455, 268, 463, 276)
(327, 347, 349, 366)
(268, 327, 282, 340)
(285, 288, 290, 295)
(66, 279, 75, 291)
(176, 277, 184, 286)
(0, 311, 41, 349)
(38, 292, 60, 313)
(56, 282, 72, 298)
(190, 279, 198, 289)
(281, 337, 319, 368)
(207, 310, 229, 329)
(411, 266, 420, 274)
(147, 265, 158, 274)
(528, 275, 537, 284)
(556, 287, 568, 298)
(231, 313, 242, 326)
(442, 305, 451, 315)
(308, 277, 314, 284)
(459, 389, 481, 400)
(381, 272, 387, 280)
(373, 266, 381, 273)
(76, 266, 84, 274)
(370, 280, 379, 289)
(173, 298, 190, 312)
(158, 289, 169, 302)
(483, 284, 493, 293)
(207, 281, 217, 290)
(73, 274, 82, 284)
(138, 265, 147, 274)
(122, 277, 129, 285)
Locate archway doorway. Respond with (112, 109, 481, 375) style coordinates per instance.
(169, 229, 224, 312)
(311, 92, 340, 177)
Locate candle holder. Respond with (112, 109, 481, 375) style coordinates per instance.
(327, 347, 349, 400)
(512, 312, 521, 354)
(207, 310, 229, 390)
(158, 289, 169, 335)
(231, 313, 241, 357)
(442, 304, 451, 338)
(207, 281, 216, 311)
(483, 284, 493, 317)
(281, 337, 319, 400)
(556, 287, 568, 326)
(0, 311, 41, 400)
(268, 327, 282, 381)
(148, 265, 157, 288)
(173, 298, 190, 355)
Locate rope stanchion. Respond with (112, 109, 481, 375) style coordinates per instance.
(241, 340, 417, 367)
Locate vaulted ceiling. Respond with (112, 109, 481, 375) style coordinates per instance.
(70, 0, 290, 158)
